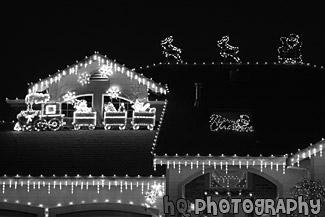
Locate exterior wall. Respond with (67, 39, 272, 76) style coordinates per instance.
(165, 164, 309, 204)
(311, 154, 325, 181)
(37, 62, 152, 127)
(47, 64, 147, 104)
(49, 70, 148, 103)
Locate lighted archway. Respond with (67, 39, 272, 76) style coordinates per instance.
(178, 166, 283, 199)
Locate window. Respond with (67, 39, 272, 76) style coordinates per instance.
(103, 96, 132, 116)
(61, 103, 74, 117)
(76, 95, 93, 108)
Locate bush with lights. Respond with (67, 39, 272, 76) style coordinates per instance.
(290, 179, 325, 217)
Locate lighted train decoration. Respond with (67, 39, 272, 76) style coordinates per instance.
(14, 93, 66, 131)
(15, 102, 66, 131)
(103, 100, 156, 131)
(72, 99, 96, 130)
(103, 102, 127, 130)
(14, 93, 156, 131)
(130, 100, 156, 131)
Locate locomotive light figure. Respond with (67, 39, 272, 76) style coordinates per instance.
(14, 93, 66, 131)
(34, 102, 65, 131)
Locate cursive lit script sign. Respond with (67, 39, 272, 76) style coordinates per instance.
(209, 114, 254, 132)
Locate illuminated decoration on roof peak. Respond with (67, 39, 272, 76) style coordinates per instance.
(161, 36, 183, 63)
(277, 33, 303, 64)
(217, 35, 241, 63)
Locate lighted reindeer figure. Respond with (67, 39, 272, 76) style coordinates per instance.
(161, 36, 183, 63)
(217, 35, 241, 63)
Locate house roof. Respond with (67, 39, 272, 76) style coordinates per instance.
(27, 52, 168, 95)
(286, 139, 325, 166)
(0, 130, 164, 177)
(137, 63, 325, 157)
(2, 62, 324, 177)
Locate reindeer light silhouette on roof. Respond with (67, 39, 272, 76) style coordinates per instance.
(277, 33, 303, 64)
(217, 35, 241, 63)
(161, 36, 182, 63)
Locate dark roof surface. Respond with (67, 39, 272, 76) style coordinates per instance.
(139, 63, 325, 157)
(1, 63, 324, 177)
(0, 130, 164, 177)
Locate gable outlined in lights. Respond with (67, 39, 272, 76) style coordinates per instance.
(28, 52, 168, 95)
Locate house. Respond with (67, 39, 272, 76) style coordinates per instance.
(1, 53, 325, 217)
(7, 52, 167, 130)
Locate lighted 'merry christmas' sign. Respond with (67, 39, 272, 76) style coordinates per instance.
(209, 113, 254, 133)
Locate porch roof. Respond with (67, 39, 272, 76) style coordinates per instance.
(0, 130, 164, 177)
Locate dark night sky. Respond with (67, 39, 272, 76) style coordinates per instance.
(2, 1, 324, 120)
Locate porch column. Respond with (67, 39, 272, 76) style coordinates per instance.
(93, 92, 104, 127)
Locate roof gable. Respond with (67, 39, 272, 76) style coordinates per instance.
(28, 52, 168, 96)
